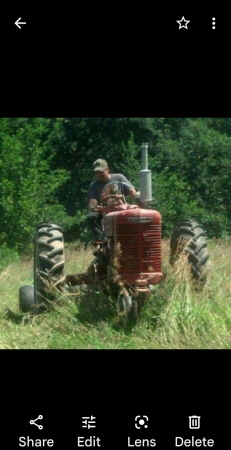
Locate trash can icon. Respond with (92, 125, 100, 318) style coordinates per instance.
(189, 416, 201, 429)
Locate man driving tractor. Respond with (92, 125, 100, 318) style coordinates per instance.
(86, 158, 137, 241)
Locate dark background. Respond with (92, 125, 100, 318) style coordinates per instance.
(1, 350, 228, 448)
(1, 4, 228, 448)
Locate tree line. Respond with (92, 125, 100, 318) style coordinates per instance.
(0, 117, 230, 254)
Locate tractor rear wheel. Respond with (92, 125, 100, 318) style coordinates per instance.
(170, 219, 209, 287)
(34, 223, 65, 308)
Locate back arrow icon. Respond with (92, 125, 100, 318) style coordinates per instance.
(15, 18, 26, 29)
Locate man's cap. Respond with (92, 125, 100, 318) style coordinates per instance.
(93, 159, 108, 172)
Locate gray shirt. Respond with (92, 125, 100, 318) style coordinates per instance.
(88, 174, 135, 204)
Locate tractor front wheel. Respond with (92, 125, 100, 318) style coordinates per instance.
(117, 290, 147, 324)
(19, 285, 37, 313)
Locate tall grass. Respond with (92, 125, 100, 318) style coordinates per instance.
(0, 239, 231, 349)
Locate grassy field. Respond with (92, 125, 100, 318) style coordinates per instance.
(0, 239, 231, 349)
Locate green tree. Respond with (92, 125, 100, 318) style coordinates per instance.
(0, 118, 69, 252)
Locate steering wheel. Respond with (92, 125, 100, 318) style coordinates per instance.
(100, 181, 131, 206)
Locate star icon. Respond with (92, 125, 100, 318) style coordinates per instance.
(176, 16, 190, 29)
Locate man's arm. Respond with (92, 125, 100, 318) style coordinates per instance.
(88, 198, 98, 210)
(88, 181, 99, 209)
(117, 174, 137, 197)
(129, 188, 136, 197)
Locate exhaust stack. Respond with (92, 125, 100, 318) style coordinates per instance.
(139, 142, 152, 208)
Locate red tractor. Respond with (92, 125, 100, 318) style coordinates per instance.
(19, 144, 209, 319)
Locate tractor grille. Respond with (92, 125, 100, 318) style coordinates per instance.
(115, 220, 161, 274)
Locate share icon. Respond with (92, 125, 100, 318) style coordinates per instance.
(30, 415, 43, 430)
